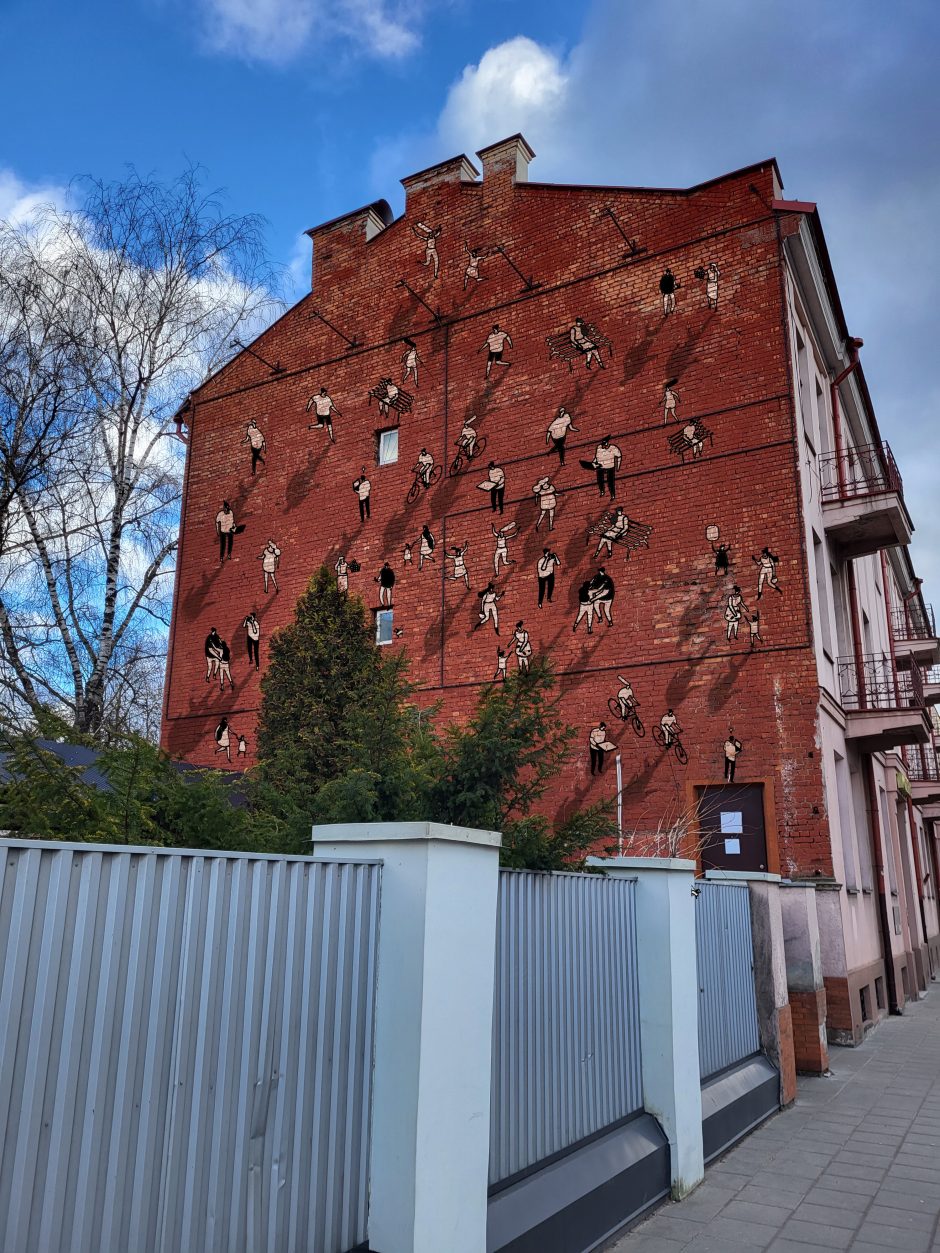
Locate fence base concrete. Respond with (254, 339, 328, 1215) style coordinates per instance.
(701, 1055, 780, 1163)
(486, 1114, 668, 1253)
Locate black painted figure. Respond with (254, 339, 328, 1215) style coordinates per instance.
(660, 268, 680, 316)
(306, 386, 340, 442)
(724, 729, 743, 781)
(589, 723, 616, 774)
(243, 612, 261, 669)
(353, 468, 371, 522)
(753, 547, 782, 598)
(216, 501, 237, 563)
(536, 548, 560, 607)
(546, 407, 578, 466)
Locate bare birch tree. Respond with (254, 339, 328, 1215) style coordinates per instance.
(0, 169, 280, 736)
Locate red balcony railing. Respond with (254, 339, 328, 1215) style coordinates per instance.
(837, 652, 925, 712)
(819, 441, 903, 504)
(905, 744, 940, 783)
(892, 602, 936, 642)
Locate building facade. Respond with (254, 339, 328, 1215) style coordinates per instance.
(161, 136, 940, 1049)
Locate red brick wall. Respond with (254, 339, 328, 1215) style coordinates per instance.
(788, 988, 830, 1073)
(161, 154, 834, 877)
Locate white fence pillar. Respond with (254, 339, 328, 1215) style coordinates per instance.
(589, 856, 704, 1198)
(313, 821, 500, 1253)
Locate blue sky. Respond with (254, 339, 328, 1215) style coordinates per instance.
(2, 0, 939, 587)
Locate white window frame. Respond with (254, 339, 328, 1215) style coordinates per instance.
(376, 609, 393, 646)
(377, 428, 399, 466)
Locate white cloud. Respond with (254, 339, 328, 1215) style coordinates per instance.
(437, 37, 571, 163)
(0, 170, 66, 228)
(199, 0, 422, 63)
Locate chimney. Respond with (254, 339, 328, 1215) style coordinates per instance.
(401, 153, 479, 217)
(305, 199, 394, 291)
(476, 135, 535, 187)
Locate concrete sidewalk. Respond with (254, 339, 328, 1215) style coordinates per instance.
(606, 993, 940, 1252)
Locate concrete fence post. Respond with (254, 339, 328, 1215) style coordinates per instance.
(312, 821, 501, 1253)
(588, 856, 704, 1199)
(779, 881, 830, 1069)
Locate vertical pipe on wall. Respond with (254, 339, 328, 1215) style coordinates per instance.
(829, 338, 863, 496)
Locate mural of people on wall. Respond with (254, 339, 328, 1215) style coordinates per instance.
(723, 728, 743, 781)
(243, 421, 266, 474)
(546, 320, 612, 371)
(478, 461, 506, 514)
(215, 718, 232, 763)
(375, 561, 396, 606)
(412, 221, 442, 278)
(215, 501, 238, 563)
(536, 547, 561, 607)
(258, 539, 281, 593)
(415, 448, 435, 488)
(724, 585, 748, 641)
(477, 582, 503, 634)
(533, 475, 558, 531)
(481, 324, 513, 378)
(655, 709, 687, 763)
(237, 734, 248, 759)
(748, 612, 763, 650)
(668, 421, 707, 461)
(243, 611, 261, 669)
(707, 525, 731, 576)
(513, 621, 533, 672)
(419, 524, 435, 570)
(569, 317, 607, 370)
(463, 243, 487, 289)
(593, 506, 630, 558)
(403, 542, 413, 568)
(459, 413, 479, 458)
(204, 627, 223, 683)
(353, 467, 372, 522)
(305, 386, 340, 442)
(401, 338, 423, 388)
(695, 260, 721, 309)
(573, 568, 615, 634)
(662, 379, 680, 424)
(589, 722, 617, 775)
(492, 522, 516, 575)
(659, 268, 680, 316)
(446, 542, 471, 589)
(369, 377, 413, 420)
(335, 555, 349, 594)
(587, 436, 622, 498)
(546, 406, 579, 467)
(753, 547, 782, 598)
(608, 676, 644, 736)
(215, 636, 234, 690)
(493, 646, 510, 681)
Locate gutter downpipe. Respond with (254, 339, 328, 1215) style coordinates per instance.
(830, 337, 864, 496)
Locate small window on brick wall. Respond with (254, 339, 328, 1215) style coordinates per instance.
(377, 428, 399, 465)
(376, 609, 393, 645)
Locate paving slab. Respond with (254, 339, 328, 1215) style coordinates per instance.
(605, 992, 940, 1252)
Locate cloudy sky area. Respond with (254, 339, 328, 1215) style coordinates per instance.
(1, 0, 938, 584)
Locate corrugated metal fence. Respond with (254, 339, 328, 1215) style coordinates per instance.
(695, 881, 760, 1080)
(0, 839, 380, 1253)
(489, 869, 643, 1188)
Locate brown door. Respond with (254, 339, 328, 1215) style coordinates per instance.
(698, 784, 768, 873)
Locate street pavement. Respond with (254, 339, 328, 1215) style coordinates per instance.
(606, 991, 940, 1251)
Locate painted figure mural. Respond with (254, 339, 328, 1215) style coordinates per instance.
(446, 543, 471, 589)
(375, 561, 396, 605)
(662, 379, 680, 423)
(481, 324, 513, 378)
(589, 722, 617, 775)
(478, 461, 506, 514)
(401, 338, 423, 388)
(369, 377, 412, 419)
(412, 221, 442, 279)
(353, 468, 372, 521)
(512, 621, 533, 672)
(258, 540, 281, 593)
(215, 501, 238, 563)
(654, 709, 687, 763)
(306, 387, 340, 442)
(419, 523, 436, 569)
(546, 407, 579, 467)
(588, 437, 622, 498)
(608, 677, 645, 736)
(532, 475, 558, 531)
(573, 568, 615, 634)
(668, 421, 709, 461)
(724, 585, 748, 641)
(493, 646, 510, 681)
(243, 421, 266, 473)
(695, 260, 721, 309)
(546, 319, 612, 371)
(477, 582, 503, 634)
(659, 268, 680, 316)
(215, 718, 232, 762)
(492, 522, 516, 575)
(753, 547, 783, 598)
(243, 611, 261, 669)
(536, 548, 561, 607)
(723, 728, 743, 781)
(463, 243, 487, 289)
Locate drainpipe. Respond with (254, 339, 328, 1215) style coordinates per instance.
(830, 337, 864, 495)
(905, 793, 930, 953)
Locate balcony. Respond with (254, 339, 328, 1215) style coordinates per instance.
(891, 604, 940, 669)
(837, 652, 931, 753)
(819, 442, 912, 559)
(904, 744, 940, 806)
(924, 666, 940, 705)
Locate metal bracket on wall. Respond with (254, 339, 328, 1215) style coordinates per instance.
(308, 308, 360, 349)
(601, 207, 647, 261)
(397, 279, 443, 325)
(230, 339, 284, 374)
(494, 244, 542, 293)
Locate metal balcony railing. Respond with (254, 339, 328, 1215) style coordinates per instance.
(925, 666, 940, 686)
(819, 441, 903, 504)
(837, 652, 925, 712)
(892, 602, 936, 642)
(905, 746, 940, 783)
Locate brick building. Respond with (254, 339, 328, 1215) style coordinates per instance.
(161, 135, 940, 1052)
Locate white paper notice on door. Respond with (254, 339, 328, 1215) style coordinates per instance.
(720, 811, 743, 834)
(723, 838, 741, 855)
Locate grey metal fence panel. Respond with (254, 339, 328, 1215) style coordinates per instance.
(0, 839, 380, 1253)
(489, 869, 642, 1188)
(695, 881, 760, 1080)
